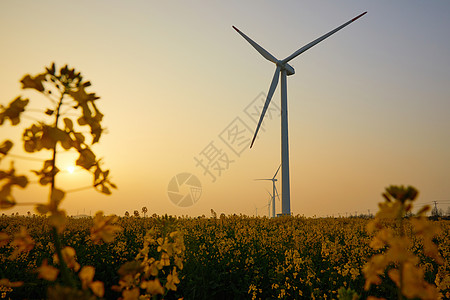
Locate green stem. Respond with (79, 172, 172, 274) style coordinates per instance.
(52, 226, 76, 287)
(50, 90, 75, 287)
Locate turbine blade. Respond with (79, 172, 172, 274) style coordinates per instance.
(254, 179, 272, 181)
(232, 26, 279, 64)
(274, 185, 280, 202)
(273, 164, 282, 179)
(250, 66, 281, 148)
(282, 11, 367, 64)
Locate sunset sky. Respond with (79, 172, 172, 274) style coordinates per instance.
(1, 1, 449, 218)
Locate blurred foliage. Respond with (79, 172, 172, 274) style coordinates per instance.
(363, 186, 446, 300)
(0, 64, 116, 298)
(0, 63, 115, 215)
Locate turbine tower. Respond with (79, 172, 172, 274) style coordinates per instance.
(233, 12, 367, 215)
(255, 165, 281, 218)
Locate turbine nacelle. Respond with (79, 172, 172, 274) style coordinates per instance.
(280, 63, 295, 76)
(232, 25, 295, 76)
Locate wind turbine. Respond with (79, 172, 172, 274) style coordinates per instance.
(265, 190, 272, 217)
(255, 165, 281, 218)
(254, 193, 271, 217)
(233, 12, 367, 216)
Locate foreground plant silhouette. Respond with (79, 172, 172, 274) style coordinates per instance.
(363, 185, 444, 300)
(0, 63, 118, 298)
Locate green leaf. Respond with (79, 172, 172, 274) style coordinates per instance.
(101, 185, 111, 195)
(39, 177, 52, 186)
(36, 204, 49, 215)
(63, 118, 73, 131)
(0, 171, 7, 180)
(0, 97, 29, 126)
(0, 140, 13, 156)
(50, 188, 65, 209)
(0, 195, 16, 210)
(13, 176, 28, 188)
(45, 63, 56, 75)
(43, 160, 53, 170)
(73, 132, 85, 144)
(76, 149, 96, 170)
(41, 126, 72, 150)
(20, 74, 46, 92)
(77, 116, 87, 126)
(23, 124, 45, 152)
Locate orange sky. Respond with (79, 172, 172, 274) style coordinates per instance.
(1, 1, 450, 217)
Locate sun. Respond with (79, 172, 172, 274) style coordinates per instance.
(67, 166, 75, 174)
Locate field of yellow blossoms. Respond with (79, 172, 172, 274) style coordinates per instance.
(1, 212, 449, 299)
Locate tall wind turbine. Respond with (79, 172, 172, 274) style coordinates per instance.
(255, 164, 281, 218)
(233, 12, 367, 216)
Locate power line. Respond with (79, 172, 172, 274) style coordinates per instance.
(4, 149, 83, 163)
(66, 186, 94, 193)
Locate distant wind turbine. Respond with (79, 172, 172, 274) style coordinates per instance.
(233, 12, 367, 216)
(255, 164, 281, 218)
(265, 189, 272, 217)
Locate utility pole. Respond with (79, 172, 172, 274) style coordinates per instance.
(432, 201, 439, 217)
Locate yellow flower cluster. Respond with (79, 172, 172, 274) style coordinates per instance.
(0, 212, 123, 299)
(363, 185, 444, 300)
(0, 201, 448, 299)
(112, 218, 185, 299)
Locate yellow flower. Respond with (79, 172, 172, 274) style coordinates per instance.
(174, 255, 184, 270)
(122, 287, 140, 300)
(0, 278, 23, 288)
(376, 201, 403, 220)
(141, 278, 164, 295)
(401, 262, 440, 300)
(369, 228, 393, 250)
(89, 281, 104, 298)
(37, 259, 59, 281)
(53, 246, 80, 271)
(9, 226, 35, 259)
(411, 217, 444, 264)
(363, 254, 385, 290)
(165, 267, 180, 291)
(79, 266, 95, 290)
(78, 265, 104, 297)
(160, 252, 171, 267)
(0, 231, 9, 247)
(90, 211, 122, 244)
(48, 210, 67, 234)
